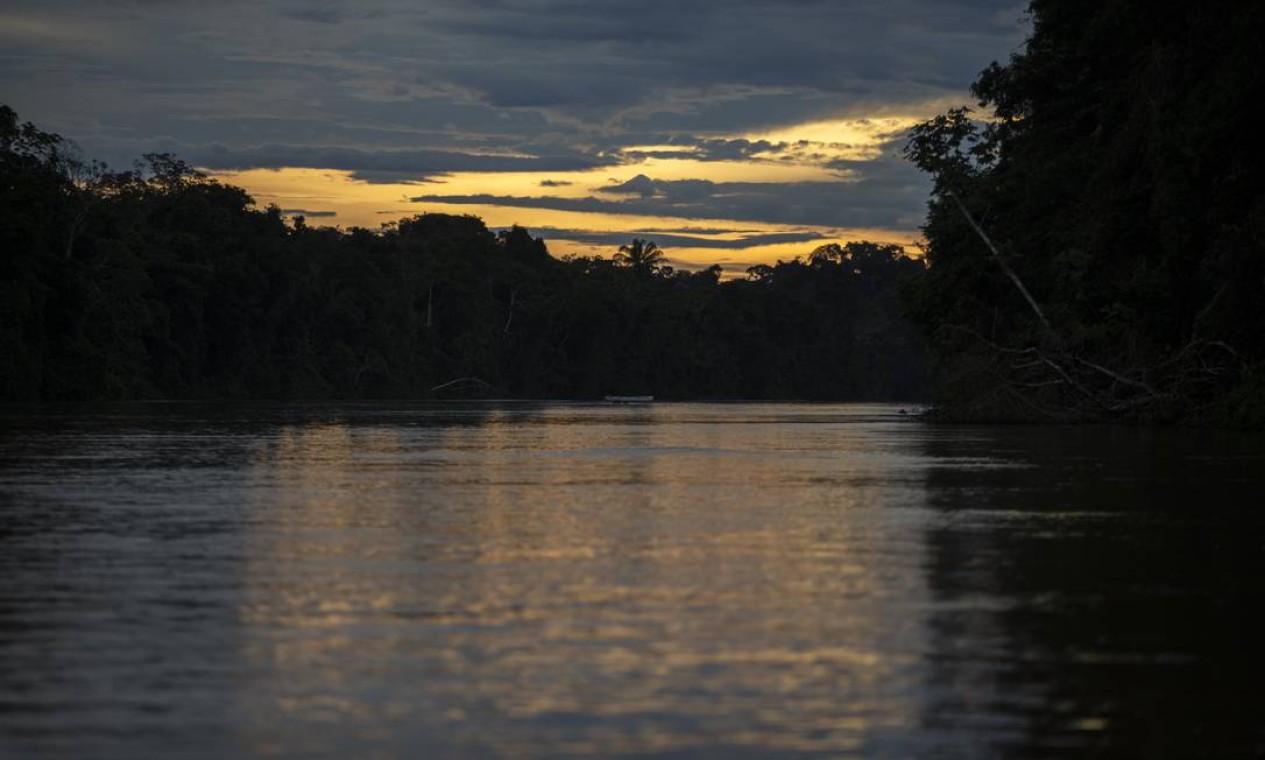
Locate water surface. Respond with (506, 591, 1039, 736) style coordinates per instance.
(1, 403, 1262, 757)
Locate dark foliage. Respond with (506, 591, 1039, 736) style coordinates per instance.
(0, 106, 929, 402)
(905, 1, 1265, 425)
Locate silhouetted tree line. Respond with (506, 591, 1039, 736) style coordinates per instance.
(1, 105, 929, 402)
(906, 0, 1265, 425)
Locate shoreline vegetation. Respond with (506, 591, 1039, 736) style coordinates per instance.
(4, 4, 1262, 426)
(905, 1, 1264, 427)
(0, 105, 930, 405)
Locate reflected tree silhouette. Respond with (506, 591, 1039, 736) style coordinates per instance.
(918, 425, 1265, 757)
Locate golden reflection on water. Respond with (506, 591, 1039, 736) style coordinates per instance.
(237, 405, 932, 756)
(3, 404, 1262, 757)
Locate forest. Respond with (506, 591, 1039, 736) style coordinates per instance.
(905, 0, 1265, 425)
(0, 106, 929, 402)
(6, 3, 1262, 423)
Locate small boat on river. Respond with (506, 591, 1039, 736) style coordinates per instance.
(604, 395, 654, 403)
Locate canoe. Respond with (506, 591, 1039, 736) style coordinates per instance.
(603, 395, 654, 403)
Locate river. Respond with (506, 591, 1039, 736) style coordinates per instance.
(1, 402, 1262, 758)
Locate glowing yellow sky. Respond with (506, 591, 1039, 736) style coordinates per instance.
(750, 116, 923, 160)
(211, 115, 927, 271)
(217, 165, 916, 272)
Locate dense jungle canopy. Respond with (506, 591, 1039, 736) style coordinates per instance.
(905, 0, 1265, 425)
(0, 105, 928, 402)
(5, 2, 1263, 425)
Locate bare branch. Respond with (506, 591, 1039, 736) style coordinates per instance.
(1074, 357, 1157, 395)
(431, 376, 491, 392)
(946, 191, 1053, 335)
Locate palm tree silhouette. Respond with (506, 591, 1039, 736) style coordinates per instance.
(613, 238, 665, 275)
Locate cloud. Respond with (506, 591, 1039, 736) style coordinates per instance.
(526, 227, 830, 250)
(280, 8, 351, 25)
(183, 143, 612, 182)
(416, 0, 1023, 118)
(413, 142, 930, 229)
(691, 138, 780, 161)
(7, 0, 1028, 150)
(279, 208, 337, 217)
(0, 0, 1027, 244)
(412, 183, 913, 228)
(604, 175, 719, 203)
(605, 174, 659, 198)
(611, 137, 783, 162)
(416, 194, 614, 214)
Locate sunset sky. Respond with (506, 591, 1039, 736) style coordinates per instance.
(2, 0, 1029, 271)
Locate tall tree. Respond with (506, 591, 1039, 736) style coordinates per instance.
(905, 0, 1265, 424)
(613, 239, 666, 276)
(0, 105, 933, 405)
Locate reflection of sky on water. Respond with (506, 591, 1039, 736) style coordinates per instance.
(235, 404, 935, 757)
(1, 404, 1262, 757)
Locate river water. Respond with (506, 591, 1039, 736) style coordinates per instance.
(1, 402, 1262, 758)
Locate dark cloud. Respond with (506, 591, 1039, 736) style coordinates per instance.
(539, 179, 573, 187)
(414, 140, 930, 229)
(605, 175, 659, 198)
(419, 0, 1025, 117)
(4, 0, 1027, 149)
(185, 143, 611, 181)
(0, 0, 1027, 236)
(604, 175, 719, 203)
(639, 226, 769, 235)
(347, 171, 448, 185)
(414, 180, 923, 229)
(527, 227, 830, 250)
(691, 138, 780, 161)
(416, 194, 613, 214)
(606, 137, 787, 163)
(279, 209, 337, 217)
(615, 150, 697, 160)
(281, 8, 350, 25)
